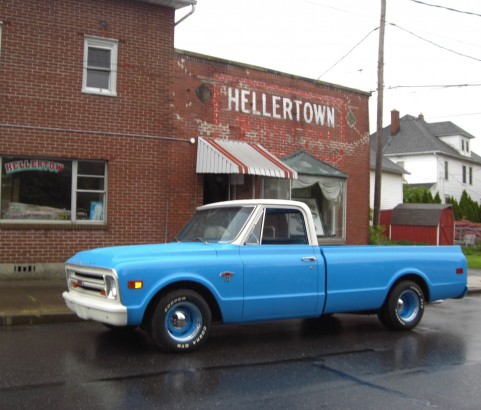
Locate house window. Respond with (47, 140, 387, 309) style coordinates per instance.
(462, 140, 465, 152)
(0, 157, 107, 223)
(82, 36, 118, 96)
(444, 161, 449, 180)
(469, 167, 473, 185)
(462, 165, 467, 184)
(467, 140, 470, 153)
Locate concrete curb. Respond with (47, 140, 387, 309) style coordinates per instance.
(0, 311, 81, 326)
(2, 288, 480, 327)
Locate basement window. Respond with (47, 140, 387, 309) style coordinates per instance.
(82, 36, 118, 96)
(0, 157, 107, 224)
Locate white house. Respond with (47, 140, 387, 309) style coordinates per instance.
(371, 110, 481, 205)
(369, 147, 406, 210)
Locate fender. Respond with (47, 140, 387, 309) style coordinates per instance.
(383, 267, 431, 300)
(124, 272, 243, 325)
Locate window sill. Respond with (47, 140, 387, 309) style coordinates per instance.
(0, 222, 109, 231)
(82, 88, 117, 97)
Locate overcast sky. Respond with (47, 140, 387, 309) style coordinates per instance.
(175, 0, 481, 152)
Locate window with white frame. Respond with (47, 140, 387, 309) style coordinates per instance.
(82, 36, 118, 96)
(0, 157, 107, 223)
(462, 165, 467, 184)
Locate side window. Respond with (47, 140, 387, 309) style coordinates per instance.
(82, 36, 118, 96)
(259, 208, 308, 245)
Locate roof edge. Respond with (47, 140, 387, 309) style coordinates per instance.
(136, 0, 196, 10)
(175, 49, 371, 97)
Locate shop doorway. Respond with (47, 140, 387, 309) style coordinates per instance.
(203, 174, 229, 204)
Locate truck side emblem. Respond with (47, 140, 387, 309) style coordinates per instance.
(220, 272, 234, 282)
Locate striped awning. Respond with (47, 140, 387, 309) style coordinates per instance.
(196, 137, 297, 179)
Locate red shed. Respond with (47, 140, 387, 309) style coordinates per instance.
(382, 204, 454, 245)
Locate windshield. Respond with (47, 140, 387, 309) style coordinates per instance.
(176, 206, 255, 243)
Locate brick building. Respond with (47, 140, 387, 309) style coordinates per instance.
(0, 0, 370, 279)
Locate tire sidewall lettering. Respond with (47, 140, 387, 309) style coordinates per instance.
(175, 326, 207, 349)
(164, 296, 187, 313)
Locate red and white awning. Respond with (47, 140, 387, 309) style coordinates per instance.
(196, 137, 297, 179)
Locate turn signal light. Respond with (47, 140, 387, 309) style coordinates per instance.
(456, 268, 464, 275)
(128, 280, 143, 289)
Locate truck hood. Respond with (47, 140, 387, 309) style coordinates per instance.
(66, 242, 229, 270)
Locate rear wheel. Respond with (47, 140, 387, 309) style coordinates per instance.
(378, 281, 424, 330)
(150, 289, 211, 352)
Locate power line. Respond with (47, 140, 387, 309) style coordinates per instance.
(317, 27, 379, 80)
(407, 0, 481, 18)
(388, 83, 481, 90)
(388, 22, 481, 63)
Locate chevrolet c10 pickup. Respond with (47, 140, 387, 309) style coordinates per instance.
(63, 199, 468, 352)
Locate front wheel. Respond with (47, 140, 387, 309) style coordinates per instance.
(378, 281, 424, 331)
(150, 289, 211, 352)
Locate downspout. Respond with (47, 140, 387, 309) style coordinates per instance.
(175, 4, 196, 26)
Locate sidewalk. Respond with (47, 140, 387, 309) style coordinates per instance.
(1, 271, 481, 327)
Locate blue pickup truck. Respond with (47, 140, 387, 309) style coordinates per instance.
(63, 199, 467, 352)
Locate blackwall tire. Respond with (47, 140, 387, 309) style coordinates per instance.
(151, 289, 211, 353)
(378, 281, 424, 331)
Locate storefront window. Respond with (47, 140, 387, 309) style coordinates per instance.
(0, 157, 107, 223)
(292, 180, 345, 240)
(261, 178, 291, 200)
(262, 176, 345, 240)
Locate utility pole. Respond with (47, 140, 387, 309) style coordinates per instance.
(373, 0, 386, 227)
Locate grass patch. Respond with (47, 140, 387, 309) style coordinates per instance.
(462, 246, 481, 269)
(465, 254, 481, 269)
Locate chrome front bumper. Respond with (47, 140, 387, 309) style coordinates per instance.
(63, 291, 128, 326)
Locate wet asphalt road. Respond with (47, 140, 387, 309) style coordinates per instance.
(2, 296, 481, 409)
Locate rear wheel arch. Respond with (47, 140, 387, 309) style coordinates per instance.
(378, 276, 427, 331)
(389, 274, 430, 303)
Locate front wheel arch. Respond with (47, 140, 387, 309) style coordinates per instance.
(141, 281, 222, 331)
(150, 288, 212, 352)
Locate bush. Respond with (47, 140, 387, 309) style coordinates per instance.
(369, 225, 390, 245)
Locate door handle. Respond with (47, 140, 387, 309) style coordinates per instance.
(301, 256, 317, 262)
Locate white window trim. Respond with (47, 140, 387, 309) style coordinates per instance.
(82, 36, 118, 97)
(0, 22, 3, 61)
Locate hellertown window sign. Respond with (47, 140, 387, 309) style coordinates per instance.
(4, 159, 65, 175)
(226, 86, 336, 128)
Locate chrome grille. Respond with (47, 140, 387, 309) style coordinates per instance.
(65, 264, 118, 300)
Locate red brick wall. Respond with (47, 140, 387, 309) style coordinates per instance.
(172, 51, 371, 244)
(0, 0, 188, 265)
(0, 0, 371, 273)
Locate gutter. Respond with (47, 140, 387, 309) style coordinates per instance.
(175, 3, 196, 26)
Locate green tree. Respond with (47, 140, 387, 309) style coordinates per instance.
(403, 185, 435, 204)
(446, 196, 461, 220)
(459, 190, 480, 222)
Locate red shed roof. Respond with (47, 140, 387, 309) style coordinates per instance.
(391, 204, 452, 227)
